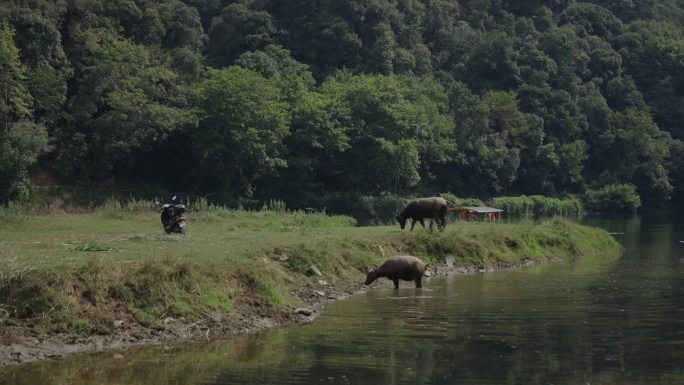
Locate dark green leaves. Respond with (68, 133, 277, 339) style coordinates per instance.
(194, 67, 289, 198)
(1, 0, 684, 208)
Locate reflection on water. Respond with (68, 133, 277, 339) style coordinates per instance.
(2, 215, 684, 385)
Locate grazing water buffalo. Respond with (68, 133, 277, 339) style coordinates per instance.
(396, 197, 450, 231)
(364, 255, 426, 289)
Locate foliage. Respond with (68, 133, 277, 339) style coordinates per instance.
(439, 192, 485, 208)
(0, 22, 49, 201)
(57, 26, 197, 180)
(1, 0, 684, 209)
(315, 72, 455, 194)
(194, 67, 289, 198)
(584, 183, 642, 213)
(492, 195, 583, 216)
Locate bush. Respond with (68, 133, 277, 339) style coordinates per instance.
(584, 184, 641, 213)
(492, 195, 582, 216)
(290, 192, 408, 225)
(439, 193, 485, 207)
(359, 195, 409, 224)
(492, 196, 535, 216)
(0, 200, 50, 221)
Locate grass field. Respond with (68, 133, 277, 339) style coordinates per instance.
(0, 206, 620, 335)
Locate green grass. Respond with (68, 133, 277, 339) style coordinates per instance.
(0, 208, 620, 335)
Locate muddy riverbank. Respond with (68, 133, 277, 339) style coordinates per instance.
(0, 260, 553, 367)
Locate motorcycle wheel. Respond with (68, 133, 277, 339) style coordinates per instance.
(177, 221, 188, 234)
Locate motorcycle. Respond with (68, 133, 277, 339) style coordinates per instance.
(160, 196, 188, 234)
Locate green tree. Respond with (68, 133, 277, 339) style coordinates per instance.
(586, 36, 622, 82)
(590, 0, 657, 22)
(432, 80, 524, 195)
(0, 0, 680, 207)
(465, 32, 521, 92)
(318, 72, 454, 193)
(667, 138, 684, 202)
(57, 28, 196, 180)
(235, 44, 315, 88)
(517, 42, 557, 87)
(267, 89, 351, 198)
(610, 109, 671, 203)
(6, 4, 71, 128)
(585, 183, 641, 212)
(0, 23, 48, 200)
(618, 21, 684, 139)
(194, 67, 290, 198)
(206, 3, 280, 68)
(539, 26, 587, 93)
(559, 2, 622, 38)
(603, 76, 645, 111)
(483, 90, 525, 140)
(579, 85, 616, 179)
(235, 45, 349, 198)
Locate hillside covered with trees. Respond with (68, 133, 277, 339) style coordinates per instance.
(2, 0, 684, 209)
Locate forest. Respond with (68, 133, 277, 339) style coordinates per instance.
(1, 0, 684, 211)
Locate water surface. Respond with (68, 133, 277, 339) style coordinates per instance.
(1, 216, 683, 385)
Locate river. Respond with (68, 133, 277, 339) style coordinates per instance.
(1, 216, 683, 385)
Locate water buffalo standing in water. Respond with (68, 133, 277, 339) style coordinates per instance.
(364, 255, 427, 289)
(396, 197, 450, 231)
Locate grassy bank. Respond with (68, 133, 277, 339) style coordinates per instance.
(0, 207, 619, 338)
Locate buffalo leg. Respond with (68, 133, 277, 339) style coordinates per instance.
(410, 219, 417, 231)
(392, 278, 399, 289)
(415, 276, 422, 288)
(438, 217, 446, 231)
(418, 218, 425, 229)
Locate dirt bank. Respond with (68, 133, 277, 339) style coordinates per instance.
(0, 278, 358, 366)
(0, 261, 540, 367)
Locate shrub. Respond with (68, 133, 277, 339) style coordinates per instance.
(95, 197, 157, 218)
(584, 184, 641, 213)
(492, 195, 582, 216)
(439, 193, 485, 207)
(0, 200, 50, 221)
(492, 195, 535, 216)
(359, 195, 408, 224)
(292, 192, 407, 225)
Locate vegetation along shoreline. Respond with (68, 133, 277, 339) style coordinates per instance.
(0, 204, 620, 367)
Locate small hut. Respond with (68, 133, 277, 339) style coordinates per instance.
(454, 206, 503, 222)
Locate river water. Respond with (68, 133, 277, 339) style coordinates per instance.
(1, 216, 683, 385)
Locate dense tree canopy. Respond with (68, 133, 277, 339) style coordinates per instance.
(1, 0, 683, 208)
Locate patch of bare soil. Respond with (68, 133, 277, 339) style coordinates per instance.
(0, 258, 553, 367)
